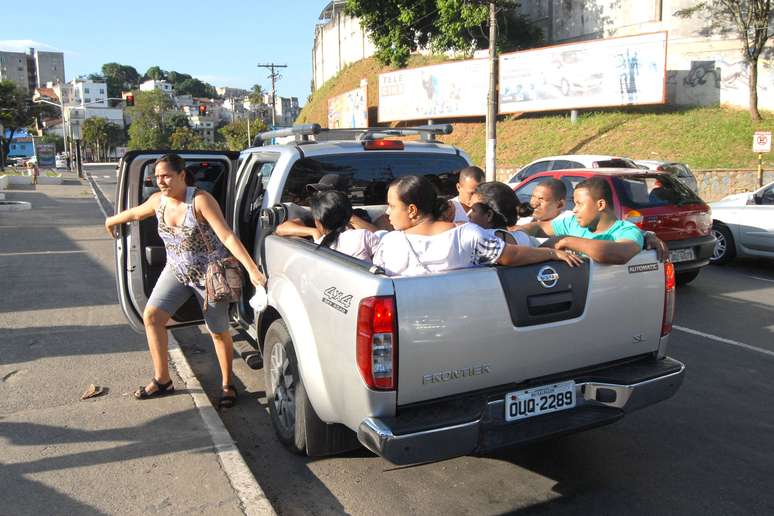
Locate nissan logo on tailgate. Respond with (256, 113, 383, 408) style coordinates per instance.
(537, 266, 559, 288)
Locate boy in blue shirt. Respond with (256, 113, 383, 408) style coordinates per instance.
(536, 176, 644, 264)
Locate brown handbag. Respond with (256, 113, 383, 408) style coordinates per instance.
(192, 191, 243, 310)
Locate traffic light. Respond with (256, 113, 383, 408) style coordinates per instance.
(125, 94, 134, 107)
(198, 103, 207, 116)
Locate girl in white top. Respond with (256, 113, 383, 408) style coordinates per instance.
(372, 175, 582, 276)
(276, 190, 380, 261)
(467, 181, 538, 246)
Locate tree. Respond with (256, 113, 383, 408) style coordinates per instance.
(83, 117, 109, 160)
(676, 1, 774, 121)
(219, 118, 268, 151)
(344, 0, 540, 67)
(0, 81, 52, 169)
(164, 111, 190, 132)
(127, 90, 174, 149)
(248, 84, 265, 106)
(169, 127, 205, 150)
(175, 77, 219, 98)
(101, 63, 141, 98)
(39, 133, 64, 153)
(144, 66, 167, 81)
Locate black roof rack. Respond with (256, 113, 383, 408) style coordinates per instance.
(252, 123, 453, 147)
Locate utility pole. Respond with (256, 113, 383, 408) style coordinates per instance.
(257, 62, 287, 128)
(485, 1, 498, 182)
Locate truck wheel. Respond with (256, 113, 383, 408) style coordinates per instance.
(676, 270, 700, 285)
(264, 319, 305, 454)
(710, 223, 735, 265)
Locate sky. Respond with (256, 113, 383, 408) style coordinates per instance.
(0, 0, 327, 105)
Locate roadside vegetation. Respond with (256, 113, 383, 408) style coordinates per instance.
(298, 57, 774, 171)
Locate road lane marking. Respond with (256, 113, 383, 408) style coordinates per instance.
(0, 250, 87, 257)
(746, 275, 774, 284)
(85, 172, 113, 218)
(674, 325, 774, 358)
(168, 334, 277, 516)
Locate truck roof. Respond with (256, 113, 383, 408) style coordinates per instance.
(244, 139, 462, 158)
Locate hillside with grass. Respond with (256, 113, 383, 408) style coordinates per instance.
(299, 57, 774, 171)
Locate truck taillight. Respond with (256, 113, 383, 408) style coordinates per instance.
(662, 262, 676, 337)
(357, 296, 397, 390)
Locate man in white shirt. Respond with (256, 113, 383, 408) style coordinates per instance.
(449, 166, 485, 222)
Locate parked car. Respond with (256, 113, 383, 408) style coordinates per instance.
(709, 181, 774, 264)
(508, 155, 640, 184)
(55, 155, 67, 169)
(513, 168, 716, 285)
(635, 160, 699, 194)
(114, 124, 684, 465)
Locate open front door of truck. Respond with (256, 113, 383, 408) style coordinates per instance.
(114, 150, 239, 333)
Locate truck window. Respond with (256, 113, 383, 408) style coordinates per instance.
(280, 153, 469, 206)
(140, 159, 228, 203)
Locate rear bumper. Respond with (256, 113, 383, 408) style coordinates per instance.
(357, 356, 685, 465)
(668, 234, 716, 272)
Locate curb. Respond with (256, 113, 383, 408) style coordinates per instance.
(87, 171, 277, 516)
(169, 335, 277, 516)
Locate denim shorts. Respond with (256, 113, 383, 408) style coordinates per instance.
(146, 267, 231, 334)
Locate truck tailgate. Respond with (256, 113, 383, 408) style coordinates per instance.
(393, 253, 665, 405)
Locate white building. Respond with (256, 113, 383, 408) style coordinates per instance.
(139, 79, 173, 94)
(313, 1, 376, 90)
(70, 79, 108, 107)
(216, 86, 250, 98)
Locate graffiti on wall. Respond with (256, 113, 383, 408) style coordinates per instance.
(328, 84, 369, 128)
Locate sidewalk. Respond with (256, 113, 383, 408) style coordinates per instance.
(0, 178, 270, 515)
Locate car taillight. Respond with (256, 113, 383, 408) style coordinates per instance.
(623, 209, 644, 227)
(363, 140, 404, 150)
(662, 262, 676, 337)
(357, 296, 397, 390)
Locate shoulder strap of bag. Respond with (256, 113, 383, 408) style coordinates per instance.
(401, 231, 432, 273)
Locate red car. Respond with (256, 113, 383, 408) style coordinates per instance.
(513, 169, 716, 285)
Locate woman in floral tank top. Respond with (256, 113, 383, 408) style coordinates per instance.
(105, 154, 265, 408)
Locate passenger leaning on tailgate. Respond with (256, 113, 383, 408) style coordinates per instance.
(535, 177, 643, 264)
(372, 175, 582, 276)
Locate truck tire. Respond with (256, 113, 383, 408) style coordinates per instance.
(264, 319, 306, 454)
(676, 270, 700, 285)
(710, 223, 736, 265)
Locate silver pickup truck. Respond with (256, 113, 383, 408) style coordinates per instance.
(114, 124, 684, 465)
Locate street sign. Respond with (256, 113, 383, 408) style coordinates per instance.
(752, 131, 771, 153)
(36, 143, 56, 167)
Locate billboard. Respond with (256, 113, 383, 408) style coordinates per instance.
(328, 84, 369, 128)
(499, 32, 668, 113)
(378, 59, 488, 122)
(35, 143, 56, 167)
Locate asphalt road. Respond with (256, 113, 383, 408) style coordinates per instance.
(92, 163, 774, 515)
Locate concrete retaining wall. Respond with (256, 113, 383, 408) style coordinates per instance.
(693, 169, 774, 202)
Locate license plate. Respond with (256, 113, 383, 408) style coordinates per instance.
(669, 248, 696, 263)
(505, 381, 576, 422)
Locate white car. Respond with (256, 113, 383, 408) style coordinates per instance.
(55, 156, 67, 169)
(710, 181, 774, 264)
(508, 154, 639, 184)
